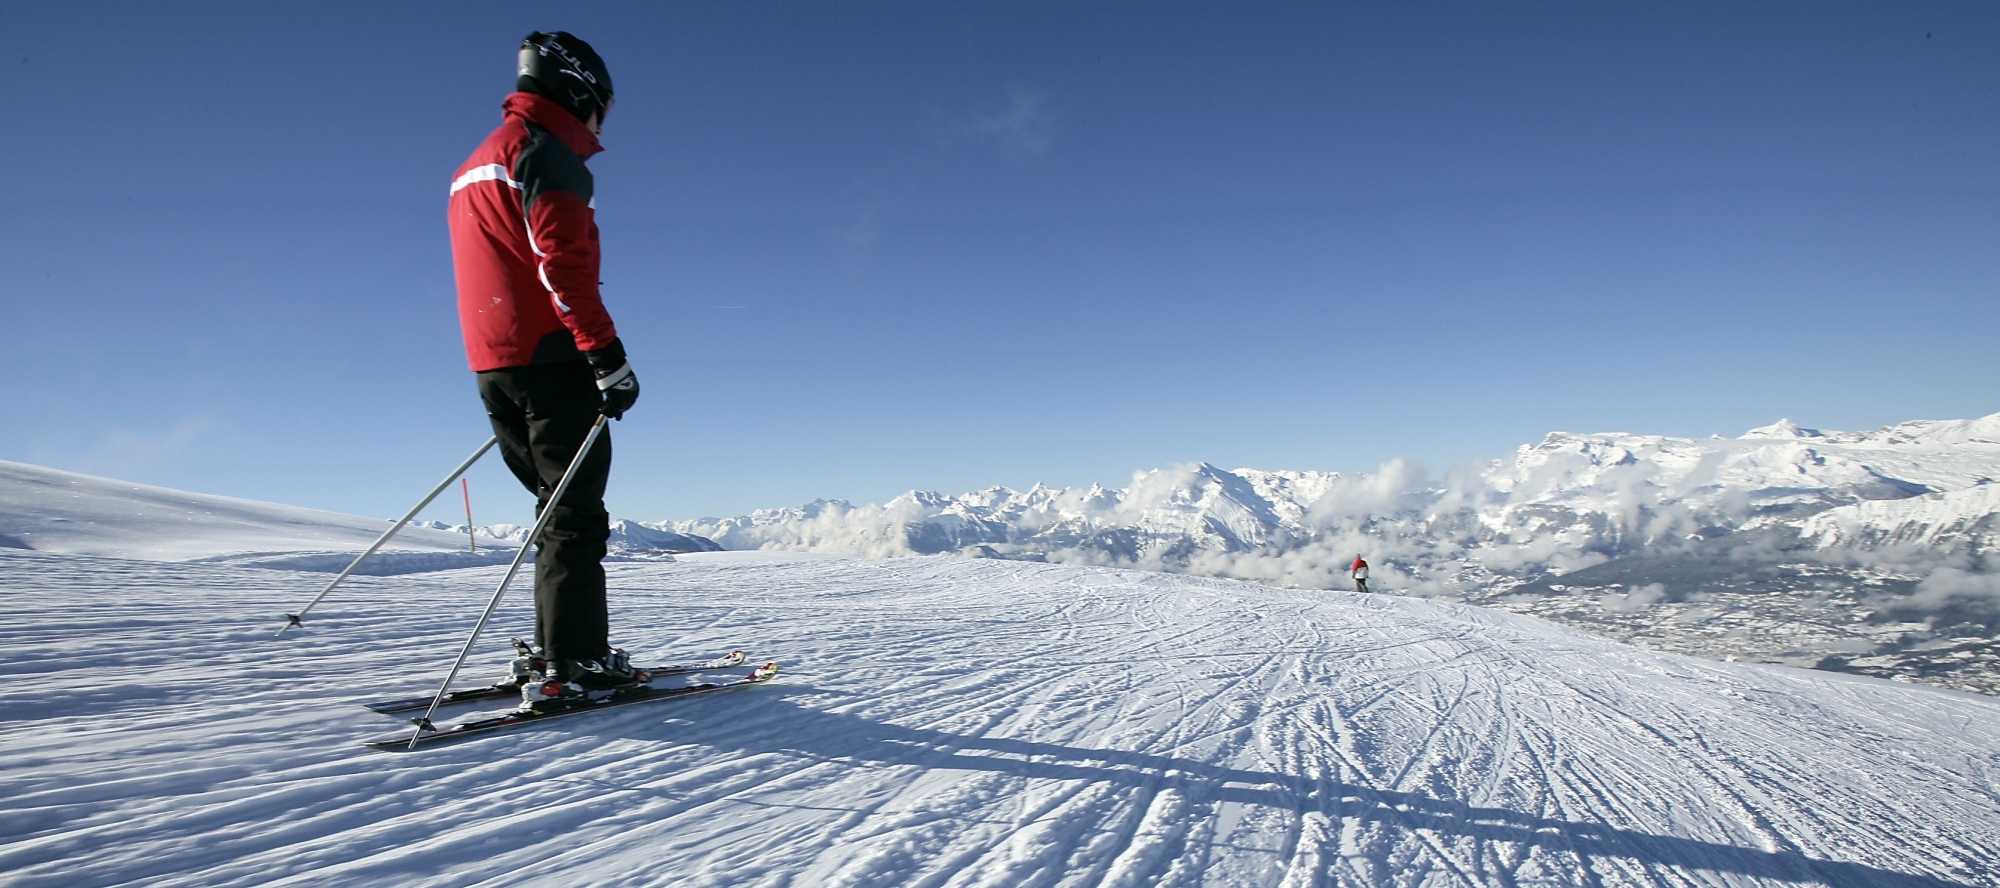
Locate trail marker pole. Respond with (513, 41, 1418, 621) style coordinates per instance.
(462, 478, 476, 552)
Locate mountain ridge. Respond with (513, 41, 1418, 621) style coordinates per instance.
(655, 412, 2000, 694)
(661, 412, 2000, 574)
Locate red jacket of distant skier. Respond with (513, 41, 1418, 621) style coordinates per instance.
(448, 92, 618, 371)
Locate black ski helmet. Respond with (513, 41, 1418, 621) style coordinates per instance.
(517, 32, 613, 124)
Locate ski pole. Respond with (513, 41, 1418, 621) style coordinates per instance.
(276, 436, 499, 637)
(407, 415, 608, 749)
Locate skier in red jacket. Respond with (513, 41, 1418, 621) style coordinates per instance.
(1351, 556, 1370, 594)
(449, 32, 640, 703)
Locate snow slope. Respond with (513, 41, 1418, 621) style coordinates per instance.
(1798, 483, 2000, 553)
(4, 546, 1999, 886)
(0, 458, 499, 564)
(0, 460, 717, 574)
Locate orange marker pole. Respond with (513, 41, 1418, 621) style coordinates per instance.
(462, 478, 476, 551)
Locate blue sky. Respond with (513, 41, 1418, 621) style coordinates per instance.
(2, 2, 1995, 526)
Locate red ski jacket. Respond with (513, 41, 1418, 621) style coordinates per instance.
(449, 92, 618, 371)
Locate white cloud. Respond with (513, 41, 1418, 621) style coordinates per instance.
(1306, 458, 1428, 529)
(49, 414, 221, 481)
(836, 204, 882, 251)
(1910, 565, 2000, 609)
(1600, 583, 1667, 613)
(963, 88, 1055, 159)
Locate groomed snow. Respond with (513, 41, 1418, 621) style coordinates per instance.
(4, 547, 1997, 886)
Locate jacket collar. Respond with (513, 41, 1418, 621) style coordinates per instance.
(502, 92, 604, 159)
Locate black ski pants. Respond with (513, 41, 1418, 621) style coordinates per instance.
(476, 361, 612, 661)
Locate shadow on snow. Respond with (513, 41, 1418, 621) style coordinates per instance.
(659, 689, 1981, 888)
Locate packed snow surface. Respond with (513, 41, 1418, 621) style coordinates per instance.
(5, 545, 1999, 886)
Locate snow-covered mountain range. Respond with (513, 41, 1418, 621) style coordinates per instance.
(661, 414, 2000, 581)
(654, 413, 2000, 694)
(412, 517, 721, 559)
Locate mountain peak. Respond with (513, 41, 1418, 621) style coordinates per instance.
(1742, 418, 1823, 439)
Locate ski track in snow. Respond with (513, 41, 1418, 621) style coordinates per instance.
(2, 550, 1997, 887)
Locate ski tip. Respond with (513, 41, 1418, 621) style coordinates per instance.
(750, 662, 779, 682)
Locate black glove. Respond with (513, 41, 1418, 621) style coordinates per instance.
(585, 338, 640, 419)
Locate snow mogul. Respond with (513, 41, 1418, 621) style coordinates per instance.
(448, 31, 641, 707)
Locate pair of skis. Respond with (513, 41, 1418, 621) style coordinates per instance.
(361, 649, 776, 751)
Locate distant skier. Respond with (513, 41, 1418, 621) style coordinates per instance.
(1351, 556, 1370, 594)
(449, 32, 641, 704)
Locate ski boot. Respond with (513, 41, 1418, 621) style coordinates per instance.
(518, 647, 645, 713)
(504, 637, 548, 687)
